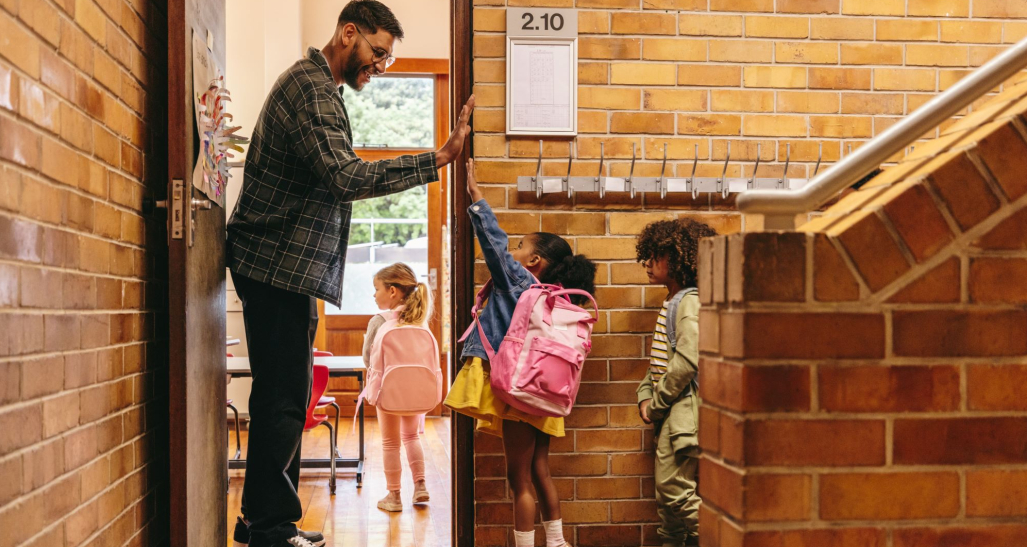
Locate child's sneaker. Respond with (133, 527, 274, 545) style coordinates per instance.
(377, 491, 403, 512)
(412, 480, 430, 504)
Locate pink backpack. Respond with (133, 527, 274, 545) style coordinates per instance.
(462, 282, 598, 418)
(361, 311, 443, 416)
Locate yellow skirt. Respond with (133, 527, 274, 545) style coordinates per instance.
(444, 357, 565, 438)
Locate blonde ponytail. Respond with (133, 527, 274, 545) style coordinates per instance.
(373, 263, 433, 326)
(399, 282, 433, 326)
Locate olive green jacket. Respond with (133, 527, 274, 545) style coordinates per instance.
(636, 291, 700, 455)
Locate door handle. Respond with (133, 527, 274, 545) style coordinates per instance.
(187, 196, 215, 247)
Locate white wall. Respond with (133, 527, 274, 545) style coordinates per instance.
(300, 0, 450, 60)
(224, 0, 449, 414)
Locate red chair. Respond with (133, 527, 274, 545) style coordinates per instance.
(313, 350, 341, 458)
(307, 363, 337, 494)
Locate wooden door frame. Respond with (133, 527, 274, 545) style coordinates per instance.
(451, 0, 476, 546)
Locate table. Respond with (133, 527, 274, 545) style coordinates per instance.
(226, 355, 366, 487)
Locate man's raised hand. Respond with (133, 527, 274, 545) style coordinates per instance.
(437, 95, 476, 168)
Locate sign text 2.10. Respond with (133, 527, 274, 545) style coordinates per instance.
(520, 11, 565, 32)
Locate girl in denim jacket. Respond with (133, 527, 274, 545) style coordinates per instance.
(445, 160, 596, 547)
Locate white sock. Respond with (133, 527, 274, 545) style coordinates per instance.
(543, 520, 564, 547)
(514, 529, 534, 547)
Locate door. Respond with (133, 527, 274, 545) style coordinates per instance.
(318, 61, 452, 417)
(167, 0, 228, 545)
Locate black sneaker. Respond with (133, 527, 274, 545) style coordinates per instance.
(275, 537, 319, 547)
(233, 517, 326, 547)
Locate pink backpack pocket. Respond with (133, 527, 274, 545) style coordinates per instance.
(515, 337, 584, 409)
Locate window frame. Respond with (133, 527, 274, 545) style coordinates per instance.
(316, 58, 450, 350)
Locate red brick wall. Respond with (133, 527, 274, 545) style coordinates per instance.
(470, 1, 1027, 546)
(0, 1, 168, 546)
(698, 79, 1027, 546)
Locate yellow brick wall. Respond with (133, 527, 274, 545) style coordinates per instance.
(0, 0, 168, 546)
(470, 1, 1027, 545)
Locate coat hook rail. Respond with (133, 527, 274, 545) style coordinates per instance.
(518, 139, 824, 198)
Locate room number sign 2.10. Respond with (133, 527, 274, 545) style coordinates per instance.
(506, 8, 578, 136)
(520, 11, 565, 32)
(507, 8, 578, 39)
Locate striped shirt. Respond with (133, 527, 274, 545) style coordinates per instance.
(650, 301, 670, 387)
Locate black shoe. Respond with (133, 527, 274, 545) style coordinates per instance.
(274, 537, 320, 547)
(233, 517, 326, 547)
(684, 535, 700, 546)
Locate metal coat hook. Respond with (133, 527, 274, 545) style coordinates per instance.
(658, 143, 668, 200)
(596, 142, 605, 199)
(627, 142, 637, 199)
(564, 150, 574, 199)
(717, 142, 731, 199)
(689, 144, 700, 199)
(813, 142, 823, 178)
(779, 143, 791, 189)
(748, 143, 762, 189)
(533, 140, 543, 198)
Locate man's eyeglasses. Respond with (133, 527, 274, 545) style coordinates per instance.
(356, 29, 396, 69)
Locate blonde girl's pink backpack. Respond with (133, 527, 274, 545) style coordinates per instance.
(361, 310, 443, 416)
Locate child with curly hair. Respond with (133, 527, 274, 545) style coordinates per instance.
(635, 218, 717, 547)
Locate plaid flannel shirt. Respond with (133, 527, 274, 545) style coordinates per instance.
(227, 47, 439, 307)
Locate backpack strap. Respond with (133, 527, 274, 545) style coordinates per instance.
(457, 280, 493, 344)
(665, 288, 697, 355)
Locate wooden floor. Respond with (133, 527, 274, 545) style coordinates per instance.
(226, 416, 453, 547)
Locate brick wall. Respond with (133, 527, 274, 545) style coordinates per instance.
(697, 75, 1027, 545)
(470, 1, 1027, 546)
(0, 1, 168, 546)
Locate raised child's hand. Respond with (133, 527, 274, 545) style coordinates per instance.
(466, 158, 484, 203)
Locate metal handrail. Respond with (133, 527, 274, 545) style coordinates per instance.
(737, 36, 1027, 231)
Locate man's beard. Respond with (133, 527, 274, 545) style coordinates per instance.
(343, 47, 375, 91)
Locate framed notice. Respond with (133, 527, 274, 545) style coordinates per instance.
(506, 9, 577, 137)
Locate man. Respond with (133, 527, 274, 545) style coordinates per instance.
(226, 2, 474, 546)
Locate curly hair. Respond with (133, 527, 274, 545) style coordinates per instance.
(531, 232, 597, 306)
(635, 218, 718, 288)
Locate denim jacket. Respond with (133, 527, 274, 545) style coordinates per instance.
(460, 199, 534, 361)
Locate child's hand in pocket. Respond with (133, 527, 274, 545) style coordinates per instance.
(466, 158, 484, 203)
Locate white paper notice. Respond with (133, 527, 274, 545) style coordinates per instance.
(541, 178, 564, 193)
(510, 42, 573, 132)
(665, 178, 690, 193)
(605, 177, 626, 193)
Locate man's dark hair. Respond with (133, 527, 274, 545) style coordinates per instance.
(636, 219, 717, 288)
(338, 0, 405, 39)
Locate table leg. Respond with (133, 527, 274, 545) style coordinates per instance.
(358, 371, 365, 488)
